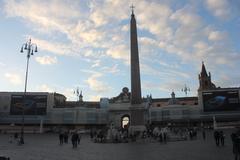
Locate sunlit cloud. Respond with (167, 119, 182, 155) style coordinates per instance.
(36, 84, 54, 92)
(205, 0, 231, 19)
(4, 72, 22, 85)
(101, 64, 120, 74)
(208, 31, 228, 41)
(88, 95, 102, 101)
(106, 45, 129, 62)
(85, 72, 111, 93)
(35, 55, 57, 65)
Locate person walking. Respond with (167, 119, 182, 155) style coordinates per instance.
(159, 132, 163, 143)
(202, 129, 206, 141)
(59, 132, 64, 145)
(77, 133, 81, 145)
(163, 132, 167, 144)
(220, 131, 225, 146)
(71, 132, 79, 148)
(64, 132, 69, 144)
(231, 132, 240, 160)
(214, 130, 220, 146)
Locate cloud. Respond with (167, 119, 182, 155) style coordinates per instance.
(4, 73, 22, 85)
(106, 45, 129, 61)
(101, 64, 120, 74)
(88, 95, 102, 101)
(35, 55, 57, 65)
(208, 30, 228, 41)
(205, 0, 231, 19)
(141, 63, 190, 79)
(91, 60, 101, 68)
(137, 1, 173, 40)
(139, 37, 158, 47)
(32, 38, 73, 56)
(62, 88, 76, 101)
(36, 84, 54, 92)
(170, 5, 203, 29)
(0, 62, 6, 67)
(89, 0, 129, 27)
(142, 80, 190, 95)
(85, 72, 111, 93)
(4, 0, 82, 34)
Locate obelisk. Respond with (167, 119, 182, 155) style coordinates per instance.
(129, 5, 146, 132)
(130, 6, 142, 104)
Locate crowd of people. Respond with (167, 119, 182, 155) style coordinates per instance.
(59, 131, 81, 148)
(214, 130, 225, 146)
(6, 126, 240, 160)
(8, 132, 24, 145)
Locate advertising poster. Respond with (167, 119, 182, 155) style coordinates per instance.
(10, 95, 47, 115)
(203, 90, 240, 112)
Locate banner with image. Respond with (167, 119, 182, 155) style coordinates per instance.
(10, 95, 47, 115)
(203, 90, 240, 112)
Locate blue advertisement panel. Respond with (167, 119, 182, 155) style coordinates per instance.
(10, 95, 47, 115)
(203, 90, 240, 112)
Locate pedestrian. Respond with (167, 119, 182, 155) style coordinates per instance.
(159, 132, 163, 143)
(202, 129, 206, 140)
(214, 130, 220, 146)
(64, 132, 68, 144)
(71, 132, 79, 148)
(59, 132, 64, 145)
(231, 132, 240, 160)
(163, 132, 167, 144)
(8, 135, 13, 143)
(220, 131, 225, 146)
(78, 133, 81, 144)
(14, 132, 18, 140)
(90, 129, 94, 140)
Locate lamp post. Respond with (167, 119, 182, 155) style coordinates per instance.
(181, 84, 190, 97)
(20, 38, 38, 144)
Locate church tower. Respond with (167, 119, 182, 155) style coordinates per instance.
(130, 5, 142, 104)
(198, 62, 216, 91)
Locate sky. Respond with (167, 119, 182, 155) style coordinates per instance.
(0, 0, 240, 101)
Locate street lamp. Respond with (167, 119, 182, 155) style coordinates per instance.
(20, 38, 38, 144)
(181, 84, 190, 97)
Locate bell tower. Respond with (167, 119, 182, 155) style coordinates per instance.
(198, 62, 216, 91)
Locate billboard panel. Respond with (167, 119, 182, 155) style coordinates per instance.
(10, 95, 47, 115)
(203, 90, 240, 112)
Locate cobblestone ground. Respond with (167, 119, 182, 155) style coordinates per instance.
(0, 130, 235, 160)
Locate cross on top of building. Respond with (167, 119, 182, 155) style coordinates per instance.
(130, 4, 135, 15)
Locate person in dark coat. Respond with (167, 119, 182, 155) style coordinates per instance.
(159, 132, 163, 143)
(77, 133, 81, 144)
(202, 129, 206, 140)
(220, 131, 225, 146)
(231, 132, 240, 160)
(214, 130, 220, 146)
(64, 132, 69, 144)
(14, 132, 18, 140)
(163, 132, 167, 144)
(71, 132, 79, 148)
(59, 132, 64, 145)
